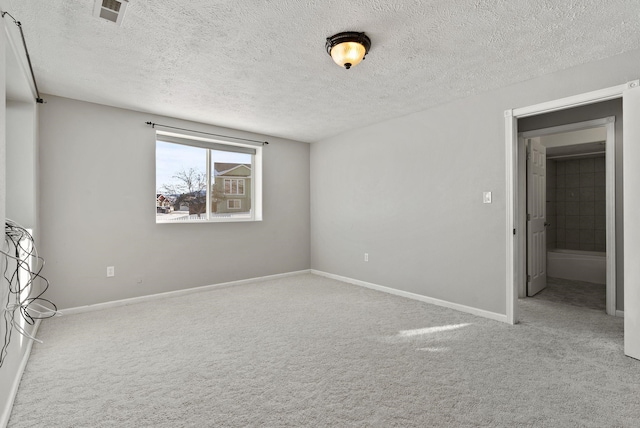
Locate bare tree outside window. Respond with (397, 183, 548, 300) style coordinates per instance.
(160, 168, 207, 217)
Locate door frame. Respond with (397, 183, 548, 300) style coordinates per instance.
(519, 117, 616, 315)
(505, 80, 639, 327)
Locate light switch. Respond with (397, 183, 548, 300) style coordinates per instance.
(483, 191, 492, 204)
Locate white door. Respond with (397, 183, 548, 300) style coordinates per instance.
(527, 137, 547, 296)
(624, 82, 640, 360)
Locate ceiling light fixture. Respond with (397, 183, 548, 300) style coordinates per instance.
(325, 32, 371, 70)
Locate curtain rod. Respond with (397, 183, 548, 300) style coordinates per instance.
(145, 121, 268, 145)
(1, 11, 44, 104)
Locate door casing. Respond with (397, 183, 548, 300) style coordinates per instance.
(505, 80, 638, 327)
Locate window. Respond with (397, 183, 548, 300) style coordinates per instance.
(155, 131, 262, 223)
(224, 179, 245, 195)
(227, 199, 241, 209)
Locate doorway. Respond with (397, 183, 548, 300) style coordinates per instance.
(519, 118, 615, 315)
(504, 79, 640, 360)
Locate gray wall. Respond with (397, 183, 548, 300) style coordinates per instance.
(310, 49, 640, 316)
(6, 100, 37, 229)
(38, 96, 311, 309)
(520, 99, 624, 310)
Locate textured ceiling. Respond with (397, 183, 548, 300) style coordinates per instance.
(4, 0, 640, 142)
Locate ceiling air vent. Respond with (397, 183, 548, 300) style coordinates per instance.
(93, 0, 128, 25)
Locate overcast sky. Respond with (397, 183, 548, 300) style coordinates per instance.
(156, 141, 251, 193)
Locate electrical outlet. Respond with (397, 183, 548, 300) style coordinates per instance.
(364, 253, 369, 262)
(483, 191, 492, 204)
(106, 266, 115, 277)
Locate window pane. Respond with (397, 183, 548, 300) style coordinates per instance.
(156, 141, 208, 222)
(212, 150, 252, 218)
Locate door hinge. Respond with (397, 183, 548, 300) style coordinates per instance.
(527, 213, 531, 221)
(527, 275, 531, 282)
(513, 228, 516, 235)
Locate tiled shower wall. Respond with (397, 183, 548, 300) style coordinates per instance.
(546, 156, 606, 252)
(546, 161, 557, 249)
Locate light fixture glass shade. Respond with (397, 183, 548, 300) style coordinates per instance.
(325, 32, 371, 69)
(330, 42, 367, 69)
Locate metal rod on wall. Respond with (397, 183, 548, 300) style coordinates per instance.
(1, 10, 44, 104)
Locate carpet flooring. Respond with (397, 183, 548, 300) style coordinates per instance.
(7, 274, 640, 427)
(532, 277, 606, 311)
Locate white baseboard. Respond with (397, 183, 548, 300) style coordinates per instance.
(62, 270, 312, 316)
(0, 320, 41, 428)
(311, 270, 509, 324)
(616, 310, 624, 318)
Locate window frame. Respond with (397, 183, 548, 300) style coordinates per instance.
(155, 131, 262, 224)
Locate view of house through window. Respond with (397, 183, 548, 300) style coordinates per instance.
(156, 134, 258, 223)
